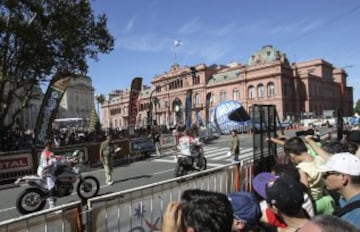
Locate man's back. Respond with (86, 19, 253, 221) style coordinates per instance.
(178, 135, 194, 156)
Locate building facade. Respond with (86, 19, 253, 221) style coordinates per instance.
(101, 45, 353, 130)
(57, 76, 95, 120)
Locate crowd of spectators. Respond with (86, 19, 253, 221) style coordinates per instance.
(160, 127, 360, 232)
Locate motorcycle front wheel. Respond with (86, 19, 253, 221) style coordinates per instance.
(16, 188, 46, 215)
(77, 176, 100, 200)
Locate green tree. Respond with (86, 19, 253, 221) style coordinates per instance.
(354, 99, 360, 115)
(0, 0, 114, 132)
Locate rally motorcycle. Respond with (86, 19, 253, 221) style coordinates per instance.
(15, 150, 100, 214)
(175, 138, 207, 178)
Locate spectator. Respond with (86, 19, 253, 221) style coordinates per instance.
(298, 214, 360, 232)
(227, 191, 263, 232)
(320, 152, 360, 228)
(265, 175, 309, 231)
(253, 171, 313, 231)
(162, 189, 234, 232)
(283, 137, 334, 215)
(271, 164, 315, 217)
(230, 129, 240, 162)
(347, 130, 360, 157)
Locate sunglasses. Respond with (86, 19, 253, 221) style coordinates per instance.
(322, 171, 341, 179)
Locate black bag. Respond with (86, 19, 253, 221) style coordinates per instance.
(333, 200, 360, 217)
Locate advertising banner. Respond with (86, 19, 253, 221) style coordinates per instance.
(128, 77, 143, 136)
(0, 153, 33, 174)
(34, 74, 72, 146)
(185, 90, 192, 129)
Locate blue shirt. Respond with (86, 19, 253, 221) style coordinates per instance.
(339, 193, 360, 228)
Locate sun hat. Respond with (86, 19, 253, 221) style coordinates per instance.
(318, 152, 360, 176)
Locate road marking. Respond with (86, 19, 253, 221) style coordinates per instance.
(0, 207, 16, 213)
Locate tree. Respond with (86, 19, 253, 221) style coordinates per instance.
(0, 0, 114, 133)
(354, 99, 360, 115)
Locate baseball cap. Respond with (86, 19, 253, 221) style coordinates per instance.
(318, 152, 360, 176)
(265, 176, 304, 216)
(227, 192, 261, 225)
(252, 172, 278, 199)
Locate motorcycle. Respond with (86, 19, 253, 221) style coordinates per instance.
(175, 138, 207, 177)
(15, 150, 100, 214)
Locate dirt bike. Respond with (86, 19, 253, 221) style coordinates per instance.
(15, 150, 100, 214)
(175, 139, 207, 178)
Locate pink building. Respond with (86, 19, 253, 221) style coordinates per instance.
(101, 45, 353, 129)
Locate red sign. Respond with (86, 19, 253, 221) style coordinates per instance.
(0, 153, 33, 173)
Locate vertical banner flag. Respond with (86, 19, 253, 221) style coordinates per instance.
(185, 90, 192, 129)
(34, 73, 72, 146)
(128, 77, 143, 136)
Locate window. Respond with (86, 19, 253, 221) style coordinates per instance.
(257, 84, 264, 99)
(267, 82, 275, 97)
(233, 89, 240, 100)
(194, 93, 201, 105)
(248, 86, 255, 99)
(220, 91, 227, 101)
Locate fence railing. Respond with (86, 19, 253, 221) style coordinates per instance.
(0, 201, 83, 232)
(0, 158, 254, 232)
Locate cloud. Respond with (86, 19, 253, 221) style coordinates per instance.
(177, 18, 202, 34)
(117, 34, 166, 52)
(123, 16, 136, 33)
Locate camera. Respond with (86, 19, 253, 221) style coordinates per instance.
(295, 129, 315, 137)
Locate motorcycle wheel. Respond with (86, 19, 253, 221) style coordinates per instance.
(16, 188, 46, 215)
(175, 164, 187, 177)
(77, 176, 100, 200)
(197, 157, 207, 171)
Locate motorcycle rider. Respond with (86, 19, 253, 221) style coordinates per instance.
(177, 129, 201, 169)
(37, 139, 64, 208)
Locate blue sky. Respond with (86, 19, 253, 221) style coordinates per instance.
(88, 0, 360, 102)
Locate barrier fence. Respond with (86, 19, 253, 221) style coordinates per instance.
(0, 158, 254, 232)
(0, 201, 83, 232)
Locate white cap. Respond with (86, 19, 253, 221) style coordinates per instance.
(319, 152, 360, 176)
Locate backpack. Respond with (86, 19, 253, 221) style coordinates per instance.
(333, 200, 360, 217)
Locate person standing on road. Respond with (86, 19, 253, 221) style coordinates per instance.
(99, 135, 114, 185)
(230, 129, 240, 162)
(151, 126, 162, 158)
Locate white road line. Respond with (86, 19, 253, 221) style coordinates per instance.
(0, 207, 16, 213)
(152, 159, 222, 167)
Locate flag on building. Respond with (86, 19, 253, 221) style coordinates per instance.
(174, 39, 182, 47)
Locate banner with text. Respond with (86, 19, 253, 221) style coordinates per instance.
(34, 73, 72, 146)
(128, 77, 143, 135)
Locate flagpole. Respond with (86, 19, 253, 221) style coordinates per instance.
(173, 45, 177, 64)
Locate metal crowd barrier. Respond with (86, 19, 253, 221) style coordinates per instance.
(85, 158, 253, 231)
(0, 155, 255, 231)
(0, 201, 83, 232)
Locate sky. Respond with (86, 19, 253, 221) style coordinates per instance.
(87, 0, 360, 102)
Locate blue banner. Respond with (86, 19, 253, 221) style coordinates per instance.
(185, 90, 192, 129)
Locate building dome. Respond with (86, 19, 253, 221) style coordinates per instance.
(247, 45, 289, 66)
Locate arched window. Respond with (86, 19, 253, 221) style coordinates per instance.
(248, 86, 255, 99)
(233, 89, 240, 100)
(257, 84, 264, 99)
(267, 82, 275, 97)
(194, 93, 201, 105)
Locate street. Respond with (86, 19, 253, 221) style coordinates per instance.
(0, 129, 306, 222)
